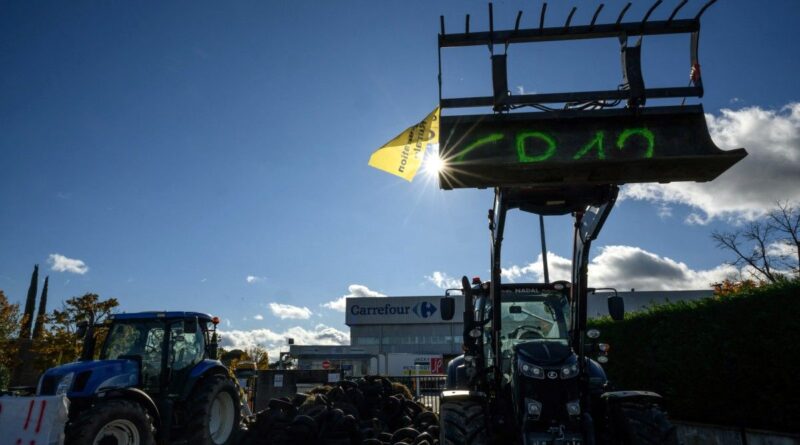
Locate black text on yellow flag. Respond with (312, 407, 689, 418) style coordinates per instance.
(368, 107, 439, 181)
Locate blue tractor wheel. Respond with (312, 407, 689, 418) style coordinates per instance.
(185, 375, 241, 445)
(65, 398, 156, 445)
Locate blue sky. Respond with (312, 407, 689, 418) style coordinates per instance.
(2, 1, 799, 353)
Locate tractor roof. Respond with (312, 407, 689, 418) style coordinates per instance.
(109, 311, 214, 322)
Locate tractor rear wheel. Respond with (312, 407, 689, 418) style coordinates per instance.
(439, 399, 488, 445)
(612, 402, 678, 445)
(65, 398, 155, 445)
(186, 375, 241, 445)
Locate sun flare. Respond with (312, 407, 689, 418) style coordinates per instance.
(422, 153, 445, 178)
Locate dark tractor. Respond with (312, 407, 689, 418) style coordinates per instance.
(438, 187, 677, 445)
(432, 2, 746, 443)
(36, 311, 241, 445)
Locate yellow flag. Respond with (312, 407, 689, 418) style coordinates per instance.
(369, 107, 440, 181)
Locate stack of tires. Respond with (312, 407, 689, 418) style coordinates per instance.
(242, 377, 439, 445)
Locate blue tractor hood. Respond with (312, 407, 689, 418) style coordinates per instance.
(38, 359, 140, 397)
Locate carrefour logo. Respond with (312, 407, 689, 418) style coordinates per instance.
(412, 302, 437, 318)
(350, 304, 410, 316)
(349, 301, 439, 319)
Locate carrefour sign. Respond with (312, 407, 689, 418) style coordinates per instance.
(346, 297, 463, 325)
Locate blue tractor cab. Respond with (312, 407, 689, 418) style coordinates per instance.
(37, 311, 240, 445)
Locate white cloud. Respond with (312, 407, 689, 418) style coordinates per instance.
(253, 314, 264, 321)
(48, 253, 89, 274)
(246, 275, 263, 284)
(219, 324, 349, 363)
(767, 241, 796, 258)
(502, 252, 572, 283)
(425, 271, 460, 289)
(657, 204, 673, 219)
(269, 303, 312, 320)
(322, 284, 385, 312)
(621, 103, 800, 223)
(502, 246, 739, 291)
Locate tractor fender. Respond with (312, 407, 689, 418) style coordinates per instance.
(189, 360, 229, 380)
(182, 360, 230, 398)
(585, 358, 608, 394)
(94, 387, 161, 432)
(600, 390, 662, 406)
(445, 355, 468, 389)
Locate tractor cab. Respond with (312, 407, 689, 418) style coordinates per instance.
(98, 312, 218, 395)
(38, 312, 221, 400)
(36, 311, 240, 445)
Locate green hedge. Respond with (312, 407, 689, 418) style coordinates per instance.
(588, 279, 800, 432)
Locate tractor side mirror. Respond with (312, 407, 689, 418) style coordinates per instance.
(207, 343, 219, 360)
(440, 297, 455, 321)
(608, 296, 625, 321)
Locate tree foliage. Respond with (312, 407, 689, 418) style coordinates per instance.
(245, 346, 269, 370)
(712, 201, 800, 282)
(33, 293, 119, 368)
(0, 290, 21, 383)
(19, 265, 38, 340)
(590, 278, 800, 431)
(220, 346, 269, 370)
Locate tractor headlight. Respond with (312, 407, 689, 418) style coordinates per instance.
(55, 372, 74, 396)
(560, 363, 579, 379)
(525, 398, 542, 420)
(566, 400, 581, 416)
(518, 359, 544, 379)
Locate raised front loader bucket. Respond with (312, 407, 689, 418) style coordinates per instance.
(438, 105, 746, 190)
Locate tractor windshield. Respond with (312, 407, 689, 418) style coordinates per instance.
(101, 320, 166, 390)
(499, 289, 571, 357)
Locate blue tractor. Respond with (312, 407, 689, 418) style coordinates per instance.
(36, 311, 241, 445)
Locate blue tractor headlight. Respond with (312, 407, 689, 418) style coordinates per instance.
(518, 359, 545, 379)
(55, 372, 74, 396)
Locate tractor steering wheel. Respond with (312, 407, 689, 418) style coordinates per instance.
(512, 325, 544, 340)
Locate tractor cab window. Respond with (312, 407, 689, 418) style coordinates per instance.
(100, 320, 165, 391)
(498, 289, 571, 369)
(168, 320, 204, 371)
(474, 295, 494, 365)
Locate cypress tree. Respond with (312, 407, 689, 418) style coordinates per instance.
(20, 264, 38, 340)
(32, 276, 48, 340)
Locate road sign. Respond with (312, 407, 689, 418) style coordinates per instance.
(438, 105, 746, 189)
(430, 357, 444, 374)
(321, 360, 331, 370)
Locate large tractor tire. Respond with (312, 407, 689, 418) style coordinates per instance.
(65, 398, 155, 445)
(439, 399, 488, 445)
(186, 375, 241, 445)
(612, 402, 678, 445)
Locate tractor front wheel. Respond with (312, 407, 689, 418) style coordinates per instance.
(186, 375, 241, 445)
(65, 398, 155, 445)
(439, 399, 488, 445)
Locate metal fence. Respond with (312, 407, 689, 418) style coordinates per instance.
(384, 375, 446, 413)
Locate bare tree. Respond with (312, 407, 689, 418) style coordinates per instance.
(712, 201, 800, 282)
(767, 201, 800, 276)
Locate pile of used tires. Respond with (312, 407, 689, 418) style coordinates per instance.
(240, 376, 440, 445)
